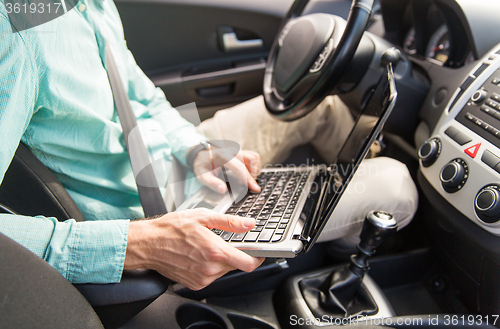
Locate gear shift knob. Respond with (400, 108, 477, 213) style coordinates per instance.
(359, 211, 398, 250)
(350, 211, 398, 276)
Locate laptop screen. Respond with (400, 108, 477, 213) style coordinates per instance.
(302, 63, 398, 252)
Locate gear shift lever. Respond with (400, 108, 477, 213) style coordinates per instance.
(299, 211, 398, 319)
(350, 210, 398, 277)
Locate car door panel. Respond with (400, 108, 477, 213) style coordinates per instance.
(115, 0, 293, 109)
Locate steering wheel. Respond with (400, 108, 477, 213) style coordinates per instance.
(264, 0, 375, 121)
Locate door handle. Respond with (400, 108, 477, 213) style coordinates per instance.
(222, 32, 263, 52)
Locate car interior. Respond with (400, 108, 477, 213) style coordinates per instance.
(3, 0, 500, 328)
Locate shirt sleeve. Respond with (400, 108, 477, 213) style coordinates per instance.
(122, 47, 205, 167)
(0, 6, 129, 284)
(0, 215, 129, 283)
(0, 7, 37, 183)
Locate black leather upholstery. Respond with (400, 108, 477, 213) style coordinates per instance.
(0, 232, 103, 328)
(75, 270, 170, 307)
(0, 143, 85, 222)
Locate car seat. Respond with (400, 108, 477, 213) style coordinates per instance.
(0, 143, 169, 328)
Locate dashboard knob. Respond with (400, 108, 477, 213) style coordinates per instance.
(440, 161, 465, 189)
(475, 188, 500, 217)
(471, 89, 487, 104)
(418, 138, 441, 167)
(475, 185, 500, 224)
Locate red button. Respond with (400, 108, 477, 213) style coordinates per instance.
(465, 143, 481, 158)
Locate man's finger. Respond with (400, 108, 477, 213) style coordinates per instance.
(243, 151, 262, 178)
(202, 230, 265, 273)
(201, 213, 256, 233)
(223, 157, 249, 184)
(224, 158, 261, 192)
(222, 245, 265, 273)
(234, 151, 245, 164)
(246, 175, 261, 193)
(198, 171, 227, 194)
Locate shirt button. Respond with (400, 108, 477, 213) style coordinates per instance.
(78, 4, 86, 12)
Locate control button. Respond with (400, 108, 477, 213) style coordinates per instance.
(444, 126, 459, 138)
(418, 141, 433, 158)
(471, 116, 486, 128)
(492, 93, 500, 102)
(464, 143, 481, 158)
(467, 112, 488, 129)
(487, 99, 499, 109)
(418, 138, 441, 167)
(476, 190, 496, 210)
(481, 105, 494, 115)
(472, 89, 488, 104)
(492, 78, 500, 85)
(492, 128, 500, 139)
(476, 189, 499, 214)
(481, 107, 500, 124)
(475, 185, 500, 224)
(440, 159, 469, 193)
(440, 162, 464, 187)
(444, 126, 471, 146)
(454, 132, 473, 145)
(481, 150, 500, 168)
(473, 63, 489, 77)
(466, 112, 476, 121)
(484, 122, 493, 130)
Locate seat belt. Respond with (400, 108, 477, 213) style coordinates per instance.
(104, 44, 167, 218)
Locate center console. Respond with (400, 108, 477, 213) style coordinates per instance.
(420, 43, 500, 235)
(418, 43, 500, 318)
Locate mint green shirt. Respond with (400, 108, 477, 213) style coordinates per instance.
(0, 0, 204, 283)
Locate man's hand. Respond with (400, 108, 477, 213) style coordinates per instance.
(193, 149, 262, 194)
(124, 209, 265, 290)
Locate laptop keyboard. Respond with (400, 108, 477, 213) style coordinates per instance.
(211, 171, 310, 243)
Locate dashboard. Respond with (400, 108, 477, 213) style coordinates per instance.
(373, 0, 500, 236)
(318, 0, 500, 238)
(369, 0, 500, 314)
(388, 0, 500, 238)
(419, 47, 500, 235)
(381, 0, 475, 68)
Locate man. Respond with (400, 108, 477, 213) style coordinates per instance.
(0, 0, 418, 290)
